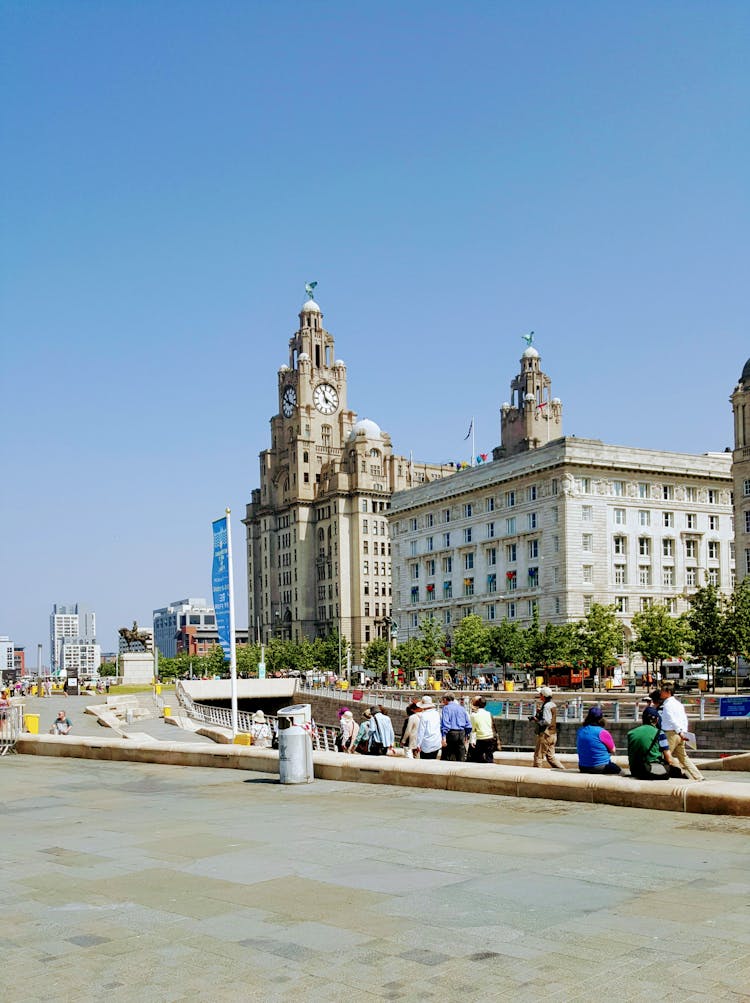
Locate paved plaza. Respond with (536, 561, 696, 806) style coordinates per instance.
(2, 754, 750, 1003)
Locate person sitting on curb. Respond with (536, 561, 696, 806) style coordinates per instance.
(627, 706, 683, 780)
(576, 705, 622, 775)
(50, 711, 72, 735)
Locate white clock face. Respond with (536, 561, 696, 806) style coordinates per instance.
(281, 385, 297, 417)
(313, 382, 339, 414)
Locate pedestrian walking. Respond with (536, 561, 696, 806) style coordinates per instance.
(353, 708, 372, 753)
(368, 705, 395, 756)
(401, 703, 421, 758)
(531, 686, 565, 770)
(658, 682, 703, 781)
(250, 710, 272, 749)
(415, 695, 442, 759)
(440, 694, 472, 761)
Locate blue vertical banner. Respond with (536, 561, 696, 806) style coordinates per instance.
(211, 516, 232, 660)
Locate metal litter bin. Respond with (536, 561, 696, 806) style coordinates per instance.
(277, 704, 314, 784)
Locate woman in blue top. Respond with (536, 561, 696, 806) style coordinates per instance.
(576, 706, 622, 774)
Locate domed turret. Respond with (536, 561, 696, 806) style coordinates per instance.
(741, 358, 750, 386)
(347, 418, 383, 442)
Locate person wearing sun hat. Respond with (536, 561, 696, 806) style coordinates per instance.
(531, 686, 565, 770)
(415, 695, 442, 759)
(250, 709, 272, 748)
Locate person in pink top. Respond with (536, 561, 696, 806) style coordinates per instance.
(576, 705, 622, 775)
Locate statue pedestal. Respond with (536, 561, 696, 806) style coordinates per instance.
(120, 652, 155, 685)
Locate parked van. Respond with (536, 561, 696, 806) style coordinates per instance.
(662, 661, 707, 689)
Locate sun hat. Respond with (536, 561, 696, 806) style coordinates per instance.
(417, 695, 435, 709)
(539, 686, 552, 698)
(337, 706, 349, 719)
(252, 710, 266, 723)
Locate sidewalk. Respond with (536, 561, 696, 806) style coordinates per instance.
(1, 754, 749, 1002)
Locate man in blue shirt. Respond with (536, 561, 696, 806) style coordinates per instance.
(440, 694, 472, 761)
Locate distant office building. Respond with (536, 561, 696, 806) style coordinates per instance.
(153, 599, 216, 658)
(732, 357, 750, 582)
(390, 345, 735, 653)
(58, 637, 102, 676)
(0, 636, 14, 682)
(175, 625, 249, 658)
(50, 602, 97, 674)
(13, 647, 25, 674)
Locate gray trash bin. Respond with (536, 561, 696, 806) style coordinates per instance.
(277, 704, 314, 784)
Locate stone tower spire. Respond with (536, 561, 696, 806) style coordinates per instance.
(731, 357, 750, 582)
(494, 344, 563, 459)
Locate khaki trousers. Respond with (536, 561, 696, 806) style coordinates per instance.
(534, 730, 565, 769)
(665, 731, 703, 781)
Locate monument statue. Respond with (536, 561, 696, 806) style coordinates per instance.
(305, 280, 318, 300)
(522, 331, 535, 347)
(118, 621, 151, 651)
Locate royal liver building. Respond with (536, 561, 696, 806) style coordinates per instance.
(244, 288, 451, 658)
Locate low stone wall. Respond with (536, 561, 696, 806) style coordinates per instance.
(15, 734, 750, 817)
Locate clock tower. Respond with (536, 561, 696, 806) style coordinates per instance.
(244, 287, 452, 661)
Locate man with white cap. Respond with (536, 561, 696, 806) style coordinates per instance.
(531, 686, 565, 770)
(415, 695, 442, 759)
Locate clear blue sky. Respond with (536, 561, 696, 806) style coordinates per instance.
(2, 1, 748, 664)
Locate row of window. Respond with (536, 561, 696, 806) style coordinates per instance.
(580, 478, 721, 503)
(612, 536, 724, 559)
(612, 509, 721, 529)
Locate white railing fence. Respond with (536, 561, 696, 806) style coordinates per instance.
(0, 705, 24, 755)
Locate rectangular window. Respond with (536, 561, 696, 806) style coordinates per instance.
(363, 561, 369, 575)
(638, 483, 649, 499)
(444, 508, 451, 523)
(663, 512, 674, 528)
(464, 553, 474, 570)
(527, 512, 538, 530)
(487, 573, 497, 594)
(663, 567, 674, 587)
(411, 564, 419, 580)
(528, 567, 539, 587)
(487, 547, 497, 566)
(427, 512, 434, 527)
(553, 535, 560, 553)
(551, 478, 559, 495)
(686, 567, 697, 586)
(487, 521, 495, 538)
(506, 517, 516, 535)
(507, 602, 516, 620)
(709, 515, 719, 531)
(685, 539, 697, 558)
(708, 541, 719, 560)
(582, 533, 593, 552)
(506, 570, 517, 592)
(409, 517, 417, 531)
(410, 586, 419, 603)
(505, 490, 516, 507)
(362, 519, 368, 533)
(639, 565, 651, 587)
(554, 597, 561, 614)
(506, 543, 517, 562)
(613, 536, 626, 555)
(442, 556, 453, 573)
(410, 540, 418, 556)
(665, 598, 676, 614)
(528, 599, 538, 617)
(463, 577, 474, 596)
(612, 480, 625, 497)
(527, 485, 537, 501)
(582, 565, 593, 584)
(486, 497, 495, 512)
(426, 559, 435, 576)
(639, 537, 651, 557)
(685, 486, 697, 502)
(663, 538, 674, 557)
(552, 566, 559, 584)
(582, 505, 593, 522)
(443, 581, 453, 598)
(745, 511, 750, 534)
(641, 597, 653, 611)
(463, 503, 473, 518)
(487, 603, 496, 621)
(443, 532, 451, 548)
(615, 596, 628, 613)
(614, 565, 627, 586)
(361, 500, 368, 512)
(425, 536, 433, 552)
(708, 489, 718, 504)
(583, 595, 593, 613)
(528, 539, 539, 559)
(663, 485, 674, 500)
(551, 506, 559, 525)
(426, 585, 435, 601)
(463, 527, 473, 543)
(576, 477, 591, 493)
(686, 513, 697, 529)
(614, 508, 626, 525)
(444, 609, 452, 625)
(639, 510, 650, 527)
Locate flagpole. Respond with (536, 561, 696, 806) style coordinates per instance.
(226, 507, 238, 737)
(471, 417, 475, 467)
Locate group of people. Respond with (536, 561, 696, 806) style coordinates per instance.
(533, 682, 704, 780)
(334, 693, 500, 762)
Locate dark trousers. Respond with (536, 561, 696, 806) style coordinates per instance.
(420, 748, 440, 760)
(443, 729, 467, 762)
(579, 762, 622, 775)
(474, 738, 497, 764)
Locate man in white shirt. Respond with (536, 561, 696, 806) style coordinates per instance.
(658, 682, 703, 781)
(415, 695, 442, 760)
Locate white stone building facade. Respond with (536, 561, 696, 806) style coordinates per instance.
(390, 349, 735, 651)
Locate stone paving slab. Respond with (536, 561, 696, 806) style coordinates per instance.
(1, 755, 750, 1002)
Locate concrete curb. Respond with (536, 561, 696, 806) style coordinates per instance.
(13, 734, 750, 816)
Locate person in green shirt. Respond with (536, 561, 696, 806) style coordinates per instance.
(627, 707, 680, 780)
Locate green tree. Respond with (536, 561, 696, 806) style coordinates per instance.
(362, 638, 389, 675)
(487, 620, 528, 671)
(396, 636, 425, 671)
(311, 630, 348, 674)
(418, 615, 445, 666)
(632, 604, 689, 678)
(724, 578, 750, 692)
(205, 644, 228, 676)
(686, 584, 731, 691)
(578, 604, 622, 677)
(451, 614, 490, 668)
(235, 643, 262, 677)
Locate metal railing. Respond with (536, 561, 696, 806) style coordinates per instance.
(175, 682, 339, 751)
(0, 705, 24, 755)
